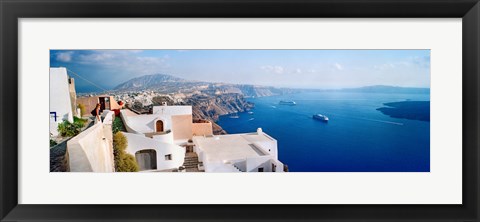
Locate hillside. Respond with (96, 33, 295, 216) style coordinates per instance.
(114, 74, 186, 89)
(113, 74, 295, 98)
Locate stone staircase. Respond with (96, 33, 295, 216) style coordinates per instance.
(183, 152, 204, 172)
(232, 164, 243, 172)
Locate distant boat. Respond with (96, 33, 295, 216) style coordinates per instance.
(279, 100, 296, 105)
(248, 118, 255, 121)
(313, 114, 329, 122)
(229, 113, 240, 119)
(271, 106, 277, 108)
(248, 111, 254, 115)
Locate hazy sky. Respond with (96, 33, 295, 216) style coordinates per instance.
(50, 49, 430, 93)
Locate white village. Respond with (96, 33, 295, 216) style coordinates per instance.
(50, 67, 287, 173)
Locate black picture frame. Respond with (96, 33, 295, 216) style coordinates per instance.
(1, 0, 479, 221)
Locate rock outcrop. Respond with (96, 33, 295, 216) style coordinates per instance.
(152, 94, 253, 134)
(185, 94, 254, 122)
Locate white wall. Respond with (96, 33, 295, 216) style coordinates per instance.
(49, 67, 74, 136)
(123, 132, 185, 171)
(252, 140, 278, 159)
(152, 106, 192, 116)
(101, 110, 114, 125)
(247, 132, 279, 159)
(203, 162, 241, 172)
(120, 110, 172, 134)
(152, 132, 174, 144)
(246, 156, 272, 172)
(67, 122, 115, 172)
(270, 159, 285, 172)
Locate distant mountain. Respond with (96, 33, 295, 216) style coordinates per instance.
(337, 85, 430, 94)
(114, 74, 189, 91)
(235, 85, 297, 97)
(114, 74, 297, 98)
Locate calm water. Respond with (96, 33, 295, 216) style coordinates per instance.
(217, 91, 430, 172)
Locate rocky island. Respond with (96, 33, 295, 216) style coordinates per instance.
(377, 101, 430, 122)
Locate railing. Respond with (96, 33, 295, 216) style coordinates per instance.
(223, 163, 241, 172)
(232, 164, 244, 172)
(101, 110, 115, 125)
(232, 159, 247, 172)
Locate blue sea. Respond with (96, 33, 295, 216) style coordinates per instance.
(217, 91, 430, 172)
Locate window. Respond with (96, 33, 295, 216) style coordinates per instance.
(165, 154, 172, 161)
(258, 167, 264, 172)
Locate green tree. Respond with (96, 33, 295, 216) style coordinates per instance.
(113, 132, 139, 172)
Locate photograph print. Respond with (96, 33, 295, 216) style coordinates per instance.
(49, 49, 430, 173)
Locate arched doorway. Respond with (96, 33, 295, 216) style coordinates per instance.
(135, 149, 157, 171)
(155, 120, 164, 132)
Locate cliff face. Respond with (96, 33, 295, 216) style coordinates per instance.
(153, 94, 253, 135)
(236, 85, 280, 97)
(186, 93, 254, 122)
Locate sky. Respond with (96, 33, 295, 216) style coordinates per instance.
(50, 49, 430, 93)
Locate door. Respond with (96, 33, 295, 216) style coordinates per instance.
(156, 120, 164, 132)
(135, 149, 157, 171)
(99, 97, 106, 112)
(104, 97, 110, 110)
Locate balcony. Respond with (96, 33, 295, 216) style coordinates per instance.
(144, 129, 171, 138)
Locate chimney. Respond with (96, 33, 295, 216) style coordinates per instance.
(257, 128, 263, 135)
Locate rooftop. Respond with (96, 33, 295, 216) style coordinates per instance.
(193, 132, 275, 162)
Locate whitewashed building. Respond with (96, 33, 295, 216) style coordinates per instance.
(121, 104, 286, 172)
(120, 105, 192, 171)
(49, 67, 76, 137)
(193, 128, 284, 172)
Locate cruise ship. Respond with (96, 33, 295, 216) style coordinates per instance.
(279, 100, 296, 106)
(313, 114, 329, 122)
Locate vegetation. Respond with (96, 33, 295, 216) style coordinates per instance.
(112, 117, 126, 134)
(73, 116, 87, 128)
(50, 139, 58, 147)
(57, 120, 81, 137)
(78, 103, 86, 117)
(113, 132, 139, 172)
(57, 117, 87, 137)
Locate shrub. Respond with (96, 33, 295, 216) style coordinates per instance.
(73, 116, 87, 128)
(57, 120, 81, 137)
(78, 103, 86, 117)
(50, 139, 57, 147)
(112, 117, 126, 134)
(117, 155, 139, 172)
(57, 117, 88, 137)
(113, 132, 139, 172)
